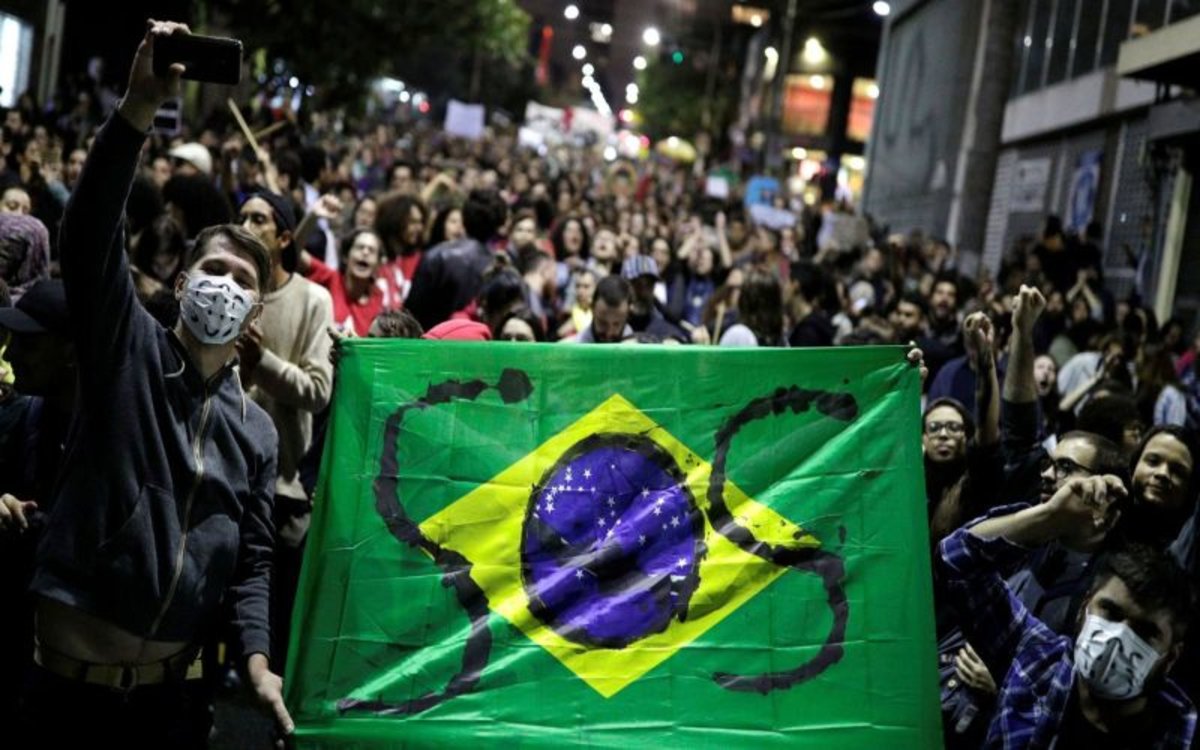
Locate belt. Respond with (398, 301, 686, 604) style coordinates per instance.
(34, 642, 203, 690)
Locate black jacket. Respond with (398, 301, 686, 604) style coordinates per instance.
(404, 237, 493, 331)
(31, 113, 278, 659)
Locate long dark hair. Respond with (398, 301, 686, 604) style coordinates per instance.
(737, 270, 784, 347)
(1136, 344, 1181, 425)
(428, 205, 463, 247)
(550, 215, 590, 260)
(374, 191, 427, 259)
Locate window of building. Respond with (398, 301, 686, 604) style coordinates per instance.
(0, 12, 34, 109)
(782, 74, 832, 136)
(1100, 0, 1136, 65)
(1046, 0, 1079, 85)
(847, 79, 878, 143)
(1072, 0, 1104, 76)
(1166, 0, 1200, 23)
(1011, 0, 1035, 97)
(1134, 0, 1169, 35)
(1021, 0, 1055, 94)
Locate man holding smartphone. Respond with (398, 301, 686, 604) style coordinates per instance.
(18, 20, 292, 746)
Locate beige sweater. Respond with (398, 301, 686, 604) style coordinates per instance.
(247, 273, 334, 501)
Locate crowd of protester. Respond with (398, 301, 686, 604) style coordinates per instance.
(0, 21, 1197, 749)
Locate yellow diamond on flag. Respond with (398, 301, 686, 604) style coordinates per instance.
(419, 394, 820, 698)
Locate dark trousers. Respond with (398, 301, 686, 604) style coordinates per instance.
(270, 494, 311, 672)
(17, 664, 213, 749)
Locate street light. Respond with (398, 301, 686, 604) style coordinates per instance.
(763, 46, 779, 80)
(802, 37, 828, 65)
(601, 23, 613, 36)
(564, 4, 579, 20)
(633, 55, 647, 71)
(582, 63, 595, 76)
(573, 44, 587, 60)
(872, 1, 891, 16)
(642, 27, 661, 46)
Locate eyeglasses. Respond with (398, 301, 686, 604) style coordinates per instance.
(1040, 456, 1094, 479)
(924, 421, 965, 436)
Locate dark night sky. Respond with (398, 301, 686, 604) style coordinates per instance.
(61, 0, 192, 86)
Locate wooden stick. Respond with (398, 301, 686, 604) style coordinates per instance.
(252, 120, 288, 142)
(227, 98, 281, 195)
(712, 302, 727, 346)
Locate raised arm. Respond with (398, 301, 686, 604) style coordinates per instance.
(59, 21, 187, 375)
(964, 312, 999, 446)
(1004, 286, 1045, 404)
(293, 193, 343, 256)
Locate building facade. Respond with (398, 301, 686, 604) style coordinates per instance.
(868, 0, 1200, 325)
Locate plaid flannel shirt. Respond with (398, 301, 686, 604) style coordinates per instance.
(937, 519, 1197, 750)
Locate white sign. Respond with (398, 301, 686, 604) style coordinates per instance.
(749, 204, 797, 231)
(1010, 158, 1052, 213)
(705, 175, 730, 199)
(444, 99, 486, 140)
(517, 126, 545, 149)
(569, 107, 615, 139)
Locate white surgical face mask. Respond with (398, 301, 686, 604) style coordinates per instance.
(179, 272, 255, 346)
(1074, 613, 1162, 701)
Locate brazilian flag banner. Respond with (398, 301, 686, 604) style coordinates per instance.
(286, 341, 940, 748)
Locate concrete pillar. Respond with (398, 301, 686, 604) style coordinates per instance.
(945, 0, 1021, 261)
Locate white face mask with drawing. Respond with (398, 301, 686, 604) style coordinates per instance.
(1073, 613, 1162, 701)
(179, 272, 255, 346)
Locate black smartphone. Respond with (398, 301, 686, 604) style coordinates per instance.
(153, 33, 243, 86)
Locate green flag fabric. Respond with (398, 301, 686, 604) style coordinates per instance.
(286, 341, 940, 748)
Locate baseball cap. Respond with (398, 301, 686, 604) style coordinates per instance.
(621, 255, 660, 280)
(168, 142, 213, 176)
(0, 279, 69, 336)
(422, 319, 493, 341)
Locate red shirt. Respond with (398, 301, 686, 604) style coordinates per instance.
(378, 252, 424, 310)
(304, 258, 384, 336)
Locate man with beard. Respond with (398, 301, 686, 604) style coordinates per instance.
(889, 291, 951, 384)
(572, 275, 633, 343)
(939, 476, 1196, 749)
(622, 255, 686, 343)
(928, 273, 964, 357)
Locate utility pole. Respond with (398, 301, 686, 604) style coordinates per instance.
(701, 7, 723, 130)
(765, 0, 798, 176)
